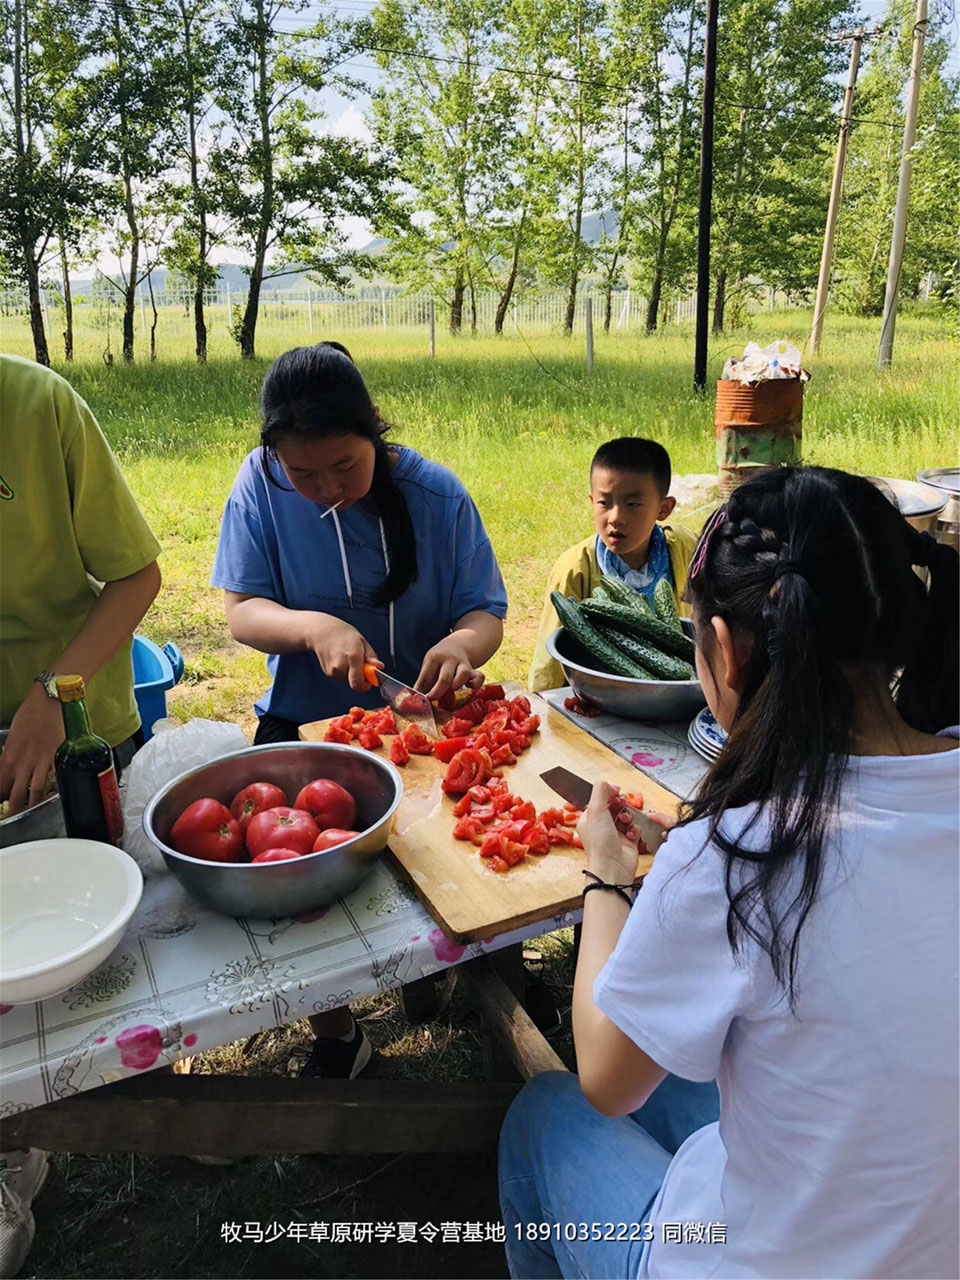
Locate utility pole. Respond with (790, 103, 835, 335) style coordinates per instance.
(694, 0, 719, 393)
(810, 28, 864, 356)
(878, 0, 927, 369)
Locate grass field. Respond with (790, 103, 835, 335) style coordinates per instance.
(2, 307, 956, 1278)
(3, 307, 955, 734)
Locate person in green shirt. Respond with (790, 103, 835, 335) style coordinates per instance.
(0, 354, 161, 813)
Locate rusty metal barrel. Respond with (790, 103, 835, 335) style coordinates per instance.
(715, 379, 804, 497)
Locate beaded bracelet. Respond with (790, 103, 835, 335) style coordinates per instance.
(582, 869, 634, 908)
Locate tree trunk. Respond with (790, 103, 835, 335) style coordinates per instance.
(193, 280, 207, 362)
(25, 255, 50, 366)
(122, 275, 136, 363)
(495, 222, 524, 335)
(603, 250, 620, 332)
(646, 266, 664, 333)
(60, 240, 73, 361)
(450, 265, 465, 335)
(147, 271, 159, 361)
(712, 269, 727, 335)
(238, 0, 272, 361)
(565, 198, 583, 335)
(240, 266, 263, 360)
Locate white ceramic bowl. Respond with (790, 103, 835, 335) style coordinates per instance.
(0, 839, 143, 1005)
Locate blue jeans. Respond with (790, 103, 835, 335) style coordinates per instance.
(499, 1071, 720, 1279)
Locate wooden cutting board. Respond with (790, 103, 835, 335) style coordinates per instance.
(300, 690, 680, 945)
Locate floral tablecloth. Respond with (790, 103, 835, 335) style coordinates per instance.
(0, 696, 708, 1115)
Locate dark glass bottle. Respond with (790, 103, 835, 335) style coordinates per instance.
(54, 675, 124, 845)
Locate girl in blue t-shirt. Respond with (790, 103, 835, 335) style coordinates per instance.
(212, 341, 508, 1075)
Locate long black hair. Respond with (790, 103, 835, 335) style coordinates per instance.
(685, 466, 958, 1003)
(259, 342, 417, 606)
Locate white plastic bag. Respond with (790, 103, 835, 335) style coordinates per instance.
(721, 339, 807, 385)
(122, 718, 249, 875)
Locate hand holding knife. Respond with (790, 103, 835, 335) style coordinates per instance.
(540, 766, 670, 855)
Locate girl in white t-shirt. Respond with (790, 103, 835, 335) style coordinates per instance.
(500, 465, 959, 1279)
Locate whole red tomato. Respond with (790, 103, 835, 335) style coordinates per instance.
(169, 798, 243, 863)
(293, 779, 357, 832)
(311, 828, 360, 853)
(230, 781, 288, 834)
(251, 847, 303, 864)
(246, 806, 319, 857)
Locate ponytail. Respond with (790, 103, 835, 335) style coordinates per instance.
(684, 466, 959, 1005)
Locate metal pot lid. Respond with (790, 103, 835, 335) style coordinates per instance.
(917, 468, 960, 495)
(870, 477, 947, 518)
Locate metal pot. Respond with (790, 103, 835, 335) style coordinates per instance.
(546, 624, 706, 722)
(917, 468, 960, 552)
(142, 742, 403, 918)
(870, 476, 946, 535)
(0, 729, 66, 848)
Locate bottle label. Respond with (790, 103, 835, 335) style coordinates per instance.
(98, 765, 124, 846)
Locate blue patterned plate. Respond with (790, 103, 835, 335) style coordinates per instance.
(687, 707, 727, 760)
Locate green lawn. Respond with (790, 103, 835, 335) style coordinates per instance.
(3, 307, 954, 732)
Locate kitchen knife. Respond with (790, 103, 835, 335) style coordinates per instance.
(539, 765, 668, 854)
(363, 663, 441, 740)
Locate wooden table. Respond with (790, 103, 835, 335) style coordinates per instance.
(0, 694, 708, 1157)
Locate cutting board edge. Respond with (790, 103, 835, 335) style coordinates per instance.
(387, 847, 654, 946)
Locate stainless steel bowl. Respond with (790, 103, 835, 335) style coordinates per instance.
(142, 743, 403, 918)
(546, 625, 706, 722)
(870, 476, 945, 534)
(0, 728, 66, 848)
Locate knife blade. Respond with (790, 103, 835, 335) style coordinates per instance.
(363, 663, 441, 739)
(539, 765, 668, 854)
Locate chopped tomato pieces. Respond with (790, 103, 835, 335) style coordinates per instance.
(488, 855, 509, 874)
(479, 832, 503, 859)
(478, 683, 505, 701)
(624, 792, 646, 810)
(434, 736, 470, 763)
(442, 716, 475, 738)
(349, 706, 366, 722)
(389, 735, 410, 766)
(521, 821, 551, 855)
(441, 746, 487, 795)
(453, 816, 486, 843)
(376, 707, 398, 735)
(323, 725, 352, 744)
(500, 839, 529, 867)
(357, 726, 382, 750)
(511, 800, 537, 825)
(452, 793, 473, 818)
(402, 724, 435, 756)
(468, 784, 491, 803)
(490, 744, 516, 768)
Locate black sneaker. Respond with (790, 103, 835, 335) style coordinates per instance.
(301, 1020, 373, 1079)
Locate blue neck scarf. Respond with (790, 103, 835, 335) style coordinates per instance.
(595, 524, 673, 605)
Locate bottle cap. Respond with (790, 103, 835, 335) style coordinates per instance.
(55, 675, 86, 701)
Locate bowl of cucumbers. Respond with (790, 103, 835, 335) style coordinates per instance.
(546, 576, 706, 721)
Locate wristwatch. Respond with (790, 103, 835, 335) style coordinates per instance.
(34, 670, 60, 699)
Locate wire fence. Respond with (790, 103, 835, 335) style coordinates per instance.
(0, 281, 805, 357)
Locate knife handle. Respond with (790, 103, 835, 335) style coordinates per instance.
(363, 663, 380, 688)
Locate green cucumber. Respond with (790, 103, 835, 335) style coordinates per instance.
(579, 598, 696, 662)
(653, 578, 682, 631)
(590, 583, 614, 602)
(599, 624, 695, 681)
(599, 574, 648, 612)
(551, 592, 648, 678)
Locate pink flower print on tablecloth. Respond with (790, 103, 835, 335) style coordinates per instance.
(631, 751, 665, 769)
(429, 928, 464, 965)
(115, 1024, 164, 1071)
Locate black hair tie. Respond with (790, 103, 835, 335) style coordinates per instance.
(913, 530, 938, 569)
(772, 559, 803, 582)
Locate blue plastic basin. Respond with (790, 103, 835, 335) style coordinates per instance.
(132, 636, 184, 740)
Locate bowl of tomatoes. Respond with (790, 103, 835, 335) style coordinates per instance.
(142, 743, 403, 918)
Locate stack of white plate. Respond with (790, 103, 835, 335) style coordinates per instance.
(687, 708, 727, 761)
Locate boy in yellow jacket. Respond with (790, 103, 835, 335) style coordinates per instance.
(529, 437, 697, 692)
